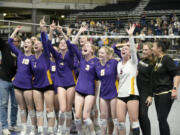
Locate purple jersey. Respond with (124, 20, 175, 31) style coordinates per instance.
(31, 32, 53, 88)
(112, 44, 122, 58)
(8, 38, 33, 89)
(95, 59, 118, 99)
(66, 40, 98, 95)
(47, 40, 75, 87)
(50, 60, 57, 93)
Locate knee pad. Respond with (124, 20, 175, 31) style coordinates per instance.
(131, 121, 140, 129)
(99, 119, 108, 127)
(75, 119, 82, 125)
(66, 111, 72, 119)
(20, 109, 27, 117)
(38, 126, 44, 133)
(36, 111, 44, 118)
(28, 110, 36, 118)
(47, 111, 55, 118)
(58, 111, 65, 119)
(83, 118, 93, 126)
(112, 119, 118, 127)
(117, 122, 125, 130)
(75, 119, 82, 130)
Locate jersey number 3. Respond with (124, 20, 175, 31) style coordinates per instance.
(85, 65, 90, 71)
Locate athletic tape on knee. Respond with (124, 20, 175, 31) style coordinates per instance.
(131, 121, 140, 129)
(28, 110, 36, 117)
(99, 119, 108, 127)
(47, 111, 55, 118)
(117, 122, 125, 130)
(83, 118, 93, 126)
(66, 111, 72, 119)
(20, 109, 27, 117)
(36, 111, 44, 118)
(58, 111, 65, 119)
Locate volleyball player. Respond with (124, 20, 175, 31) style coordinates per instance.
(8, 26, 37, 135)
(49, 46, 59, 123)
(95, 46, 118, 135)
(31, 17, 55, 135)
(116, 24, 140, 135)
(47, 22, 76, 135)
(151, 40, 179, 135)
(64, 31, 99, 135)
(137, 42, 154, 135)
(73, 26, 101, 133)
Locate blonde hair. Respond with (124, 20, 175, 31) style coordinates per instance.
(143, 42, 153, 50)
(25, 38, 33, 45)
(100, 46, 114, 55)
(142, 41, 155, 64)
(99, 46, 114, 59)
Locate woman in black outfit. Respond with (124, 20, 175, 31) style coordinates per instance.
(152, 40, 179, 135)
(137, 42, 154, 135)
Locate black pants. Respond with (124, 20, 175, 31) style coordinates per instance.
(154, 92, 174, 135)
(139, 93, 151, 135)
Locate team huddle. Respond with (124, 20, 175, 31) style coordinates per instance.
(0, 17, 179, 135)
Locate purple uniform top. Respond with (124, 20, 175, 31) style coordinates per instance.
(8, 38, 33, 89)
(47, 40, 75, 87)
(66, 40, 98, 95)
(112, 44, 122, 58)
(31, 32, 53, 88)
(95, 59, 118, 99)
(50, 60, 57, 93)
(73, 55, 80, 78)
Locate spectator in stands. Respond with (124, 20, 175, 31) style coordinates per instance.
(0, 35, 20, 135)
(140, 13, 147, 27)
(148, 20, 154, 34)
(147, 28, 153, 36)
(134, 21, 141, 34)
(115, 18, 121, 28)
(168, 24, 174, 36)
(155, 24, 162, 35)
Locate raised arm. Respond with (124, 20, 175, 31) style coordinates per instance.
(57, 24, 81, 60)
(72, 25, 88, 44)
(126, 24, 138, 65)
(8, 26, 22, 56)
(66, 40, 82, 61)
(112, 44, 122, 58)
(40, 16, 50, 57)
(47, 21, 59, 59)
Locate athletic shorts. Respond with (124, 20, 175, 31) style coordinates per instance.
(117, 95, 139, 103)
(13, 85, 32, 91)
(58, 85, 75, 90)
(76, 91, 94, 98)
(34, 85, 54, 92)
